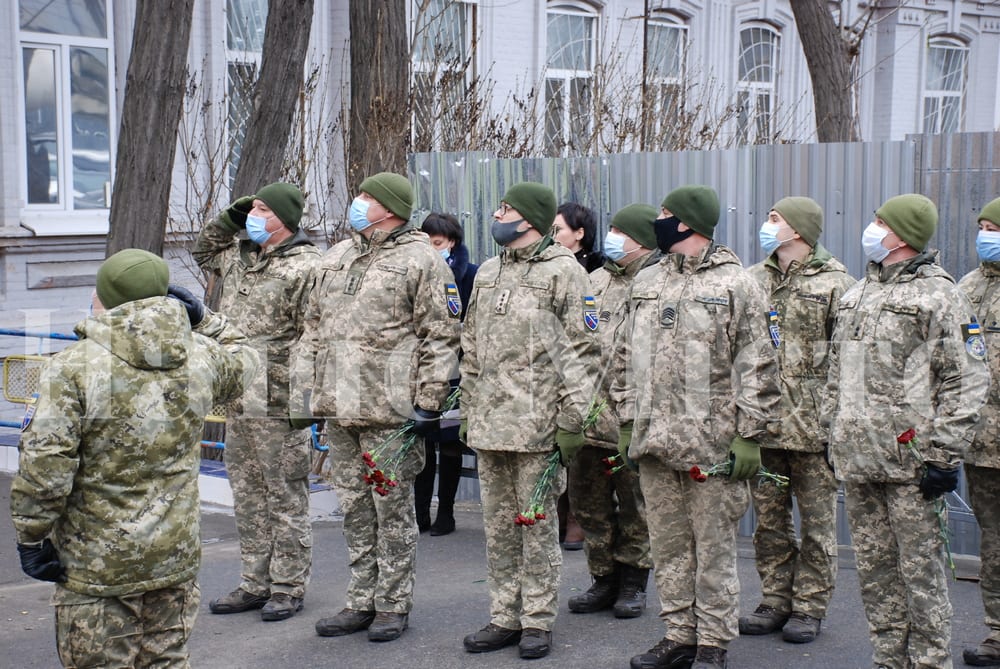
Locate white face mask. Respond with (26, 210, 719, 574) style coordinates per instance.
(861, 222, 892, 263)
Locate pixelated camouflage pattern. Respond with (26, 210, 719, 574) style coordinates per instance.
(750, 448, 839, 618)
(193, 214, 320, 417)
(477, 450, 566, 631)
(294, 224, 460, 428)
(225, 418, 312, 598)
(568, 444, 650, 574)
(966, 465, 1000, 643)
(10, 299, 258, 597)
(845, 480, 953, 669)
(825, 252, 989, 482)
(747, 244, 856, 452)
(639, 458, 749, 648)
(326, 424, 426, 613)
(53, 580, 200, 668)
(611, 244, 782, 466)
(460, 239, 600, 451)
(959, 262, 1000, 468)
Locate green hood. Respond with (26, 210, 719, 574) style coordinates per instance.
(75, 297, 191, 371)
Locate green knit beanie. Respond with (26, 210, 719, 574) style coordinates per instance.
(502, 182, 557, 235)
(661, 185, 720, 239)
(360, 172, 414, 221)
(611, 203, 658, 250)
(96, 249, 169, 310)
(978, 197, 1000, 226)
(255, 182, 304, 231)
(772, 196, 822, 247)
(875, 194, 938, 252)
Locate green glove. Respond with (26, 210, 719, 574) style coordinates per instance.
(728, 436, 761, 481)
(617, 421, 637, 471)
(221, 195, 255, 230)
(556, 428, 585, 465)
(458, 418, 468, 444)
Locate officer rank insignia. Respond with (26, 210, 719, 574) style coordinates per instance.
(445, 283, 461, 318)
(583, 296, 599, 331)
(963, 318, 986, 361)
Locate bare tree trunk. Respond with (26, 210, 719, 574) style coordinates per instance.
(231, 0, 315, 197)
(790, 0, 859, 143)
(106, 0, 194, 256)
(349, 0, 409, 192)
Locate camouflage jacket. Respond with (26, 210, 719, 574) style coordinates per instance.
(460, 238, 600, 452)
(747, 245, 855, 452)
(193, 214, 320, 416)
(610, 243, 781, 468)
(586, 251, 661, 449)
(958, 261, 1000, 468)
(825, 252, 989, 482)
(294, 223, 461, 428)
(10, 298, 258, 597)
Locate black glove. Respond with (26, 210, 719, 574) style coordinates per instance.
(919, 464, 960, 500)
(166, 284, 205, 326)
(410, 407, 441, 437)
(17, 539, 67, 582)
(224, 195, 255, 229)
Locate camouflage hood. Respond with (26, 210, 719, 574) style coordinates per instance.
(75, 296, 190, 371)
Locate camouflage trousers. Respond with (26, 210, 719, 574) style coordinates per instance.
(966, 465, 1000, 643)
(639, 457, 749, 648)
(53, 580, 199, 668)
(750, 448, 839, 618)
(844, 481, 953, 669)
(477, 450, 566, 631)
(328, 424, 425, 613)
(225, 416, 313, 599)
(568, 443, 650, 576)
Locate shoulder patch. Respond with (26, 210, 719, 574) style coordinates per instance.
(445, 283, 461, 318)
(963, 319, 987, 361)
(583, 296, 599, 331)
(21, 393, 39, 432)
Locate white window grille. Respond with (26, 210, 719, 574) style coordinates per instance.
(545, 2, 597, 156)
(644, 15, 687, 149)
(923, 38, 968, 135)
(736, 24, 779, 145)
(226, 0, 266, 184)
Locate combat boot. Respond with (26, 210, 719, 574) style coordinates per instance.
(368, 611, 408, 642)
(629, 637, 697, 669)
(209, 588, 269, 614)
(519, 628, 551, 659)
(463, 623, 522, 652)
(568, 570, 618, 613)
(315, 608, 375, 636)
(260, 593, 303, 621)
(782, 612, 821, 643)
(614, 565, 649, 618)
(964, 638, 1000, 666)
(738, 603, 789, 635)
(691, 645, 727, 669)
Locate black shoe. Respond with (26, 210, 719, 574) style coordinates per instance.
(430, 514, 455, 536)
(417, 512, 431, 533)
(209, 588, 269, 614)
(260, 593, 303, 621)
(315, 608, 376, 636)
(368, 611, 408, 642)
(463, 623, 522, 653)
(614, 566, 649, 619)
(965, 639, 1000, 666)
(629, 637, 698, 669)
(738, 603, 789, 635)
(568, 572, 618, 613)
(782, 612, 821, 643)
(519, 628, 551, 659)
(691, 645, 727, 669)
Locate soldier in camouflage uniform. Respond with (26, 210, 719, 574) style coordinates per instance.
(11, 249, 259, 668)
(825, 194, 989, 669)
(460, 182, 600, 660)
(567, 204, 657, 619)
(958, 196, 1000, 667)
(741, 197, 855, 644)
(193, 182, 321, 621)
(297, 172, 460, 643)
(613, 185, 782, 669)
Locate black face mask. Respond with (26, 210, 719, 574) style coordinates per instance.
(654, 216, 693, 253)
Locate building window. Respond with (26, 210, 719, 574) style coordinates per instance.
(19, 0, 113, 210)
(545, 2, 597, 156)
(412, 0, 476, 152)
(226, 0, 266, 184)
(923, 39, 967, 134)
(736, 24, 779, 145)
(644, 15, 687, 149)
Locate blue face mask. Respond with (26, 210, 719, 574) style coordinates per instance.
(603, 230, 630, 261)
(439, 248, 451, 260)
(245, 214, 272, 245)
(977, 230, 1000, 262)
(758, 221, 784, 255)
(349, 197, 372, 232)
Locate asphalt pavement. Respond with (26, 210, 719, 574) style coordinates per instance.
(0, 471, 991, 669)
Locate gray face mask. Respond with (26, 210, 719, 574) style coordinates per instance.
(491, 218, 529, 246)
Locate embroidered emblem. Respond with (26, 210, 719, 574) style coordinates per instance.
(660, 303, 677, 329)
(445, 283, 461, 318)
(964, 319, 986, 361)
(768, 306, 781, 349)
(583, 296, 599, 331)
(21, 393, 39, 432)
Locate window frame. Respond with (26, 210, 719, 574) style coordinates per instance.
(735, 22, 780, 146)
(921, 36, 968, 135)
(225, 0, 267, 187)
(643, 13, 688, 150)
(544, 1, 598, 156)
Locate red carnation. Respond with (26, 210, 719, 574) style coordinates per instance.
(897, 428, 916, 444)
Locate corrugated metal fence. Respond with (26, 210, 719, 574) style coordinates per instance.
(412, 132, 1000, 554)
